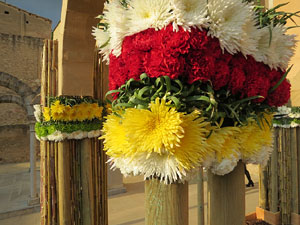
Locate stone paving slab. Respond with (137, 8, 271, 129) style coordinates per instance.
(0, 163, 259, 224)
(0, 162, 40, 220)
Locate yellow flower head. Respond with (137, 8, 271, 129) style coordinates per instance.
(50, 100, 64, 114)
(122, 98, 184, 155)
(66, 105, 77, 121)
(76, 103, 88, 121)
(105, 103, 112, 115)
(101, 113, 130, 157)
(172, 111, 212, 170)
(63, 105, 72, 121)
(43, 107, 51, 122)
(85, 104, 95, 121)
(238, 113, 273, 158)
(94, 105, 104, 119)
(207, 126, 240, 162)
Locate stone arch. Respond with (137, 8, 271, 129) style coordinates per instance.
(0, 71, 37, 118)
(0, 71, 35, 98)
(0, 94, 26, 110)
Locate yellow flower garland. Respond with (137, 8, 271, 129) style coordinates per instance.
(102, 98, 273, 172)
(43, 100, 103, 122)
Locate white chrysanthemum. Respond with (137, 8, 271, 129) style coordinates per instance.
(88, 130, 102, 138)
(243, 146, 273, 168)
(47, 131, 66, 142)
(126, 0, 174, 35)
(171, 0, 208, 31)
(239, 15, 261, 57)
(254, 25, 296, 70)
(109, 152, 189, 184)
(33, 104, 42, 122)
(207, 0, 255, 55)
(92, 27, 111, 62)
(104, 0, 128, 56)
(210, 152, 241, 176)
(277, 106, 292, 115)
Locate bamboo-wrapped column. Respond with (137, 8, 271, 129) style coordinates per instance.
(207, 161, 245, 225)
(39, 0, 108, 224)
(145, 179, 188, 225)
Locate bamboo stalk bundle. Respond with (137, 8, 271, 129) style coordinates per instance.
(39, 41, 108, 225)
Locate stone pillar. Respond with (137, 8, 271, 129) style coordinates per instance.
(28, 115, 39, 206)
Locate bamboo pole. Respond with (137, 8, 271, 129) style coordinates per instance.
(40, 40, 48, 225)
(259, 164, 269, 210)
(291, 128, 298, 214)
(197, 167, 204, 225)
(207, 161, 245, 225)
(297, 128, 300, 214)
(145, 178, 189, 225)
(270, 128, 279, 212)
(81, 139, 95, 225)
(57, 141, 72, 225)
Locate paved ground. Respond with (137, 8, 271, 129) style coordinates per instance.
(0, 163, 259, 225)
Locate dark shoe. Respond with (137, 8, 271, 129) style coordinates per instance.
(246, 180, 254, 187)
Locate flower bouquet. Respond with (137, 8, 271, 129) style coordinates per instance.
(35, 96, 105, 141)
(93, 0, 297, 183)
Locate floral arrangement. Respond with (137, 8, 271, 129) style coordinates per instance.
(93, 0, 298, 182)
(273, 106, 300, 128)
(35, 96, 105, 142)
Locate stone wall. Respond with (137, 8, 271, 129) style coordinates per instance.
(0, 2, 51, 39)
(0, 2, 51, 163)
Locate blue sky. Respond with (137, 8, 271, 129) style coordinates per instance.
(1, 0, 62, 30)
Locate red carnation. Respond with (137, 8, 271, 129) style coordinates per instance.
(245, 73, 270, 102)
(109, 53, 128, 90)
(122, 37, 145, 80)
(131, 28, 160, 51)
(143, 49, 186, 79)
(228, 67, 246, 95)
(160, 24, 190, 57)
(186, 50, 215, 84)
(189, 28, 209, 50)
(266, 69, 291, 106)
(211, 58, 231, 90)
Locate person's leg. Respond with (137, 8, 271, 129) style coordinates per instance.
(244, 164, 254, 187)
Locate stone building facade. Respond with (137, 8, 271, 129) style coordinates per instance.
(0, 2, 51, 163)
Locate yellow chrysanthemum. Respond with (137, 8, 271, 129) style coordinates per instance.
(85, 104, 95, 120)
(63, 105, 72, 121)
(50, 100, 64, 114)
(90, 103, 103, 120)
(43, 107, 51, 122)
(207, 126, 240, 162)
(122, 98, 184, 155)
(101, 113, 130, 157)
(105, 104, 112, 115)
(238, 114, 273, 158)
(76, 103, 88, 121)
(68, 107, 77, 121)
(172, 111, 212, 170)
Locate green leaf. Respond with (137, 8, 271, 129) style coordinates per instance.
(186, 95, 210, 103)
(269, 65, 293, 93)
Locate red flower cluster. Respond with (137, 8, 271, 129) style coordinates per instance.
(108, 24, 290, 106)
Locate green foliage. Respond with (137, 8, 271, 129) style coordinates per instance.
(106, 74, 274, 127)
(35, 119, 102, 138)
(48, 96, 103, 107)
